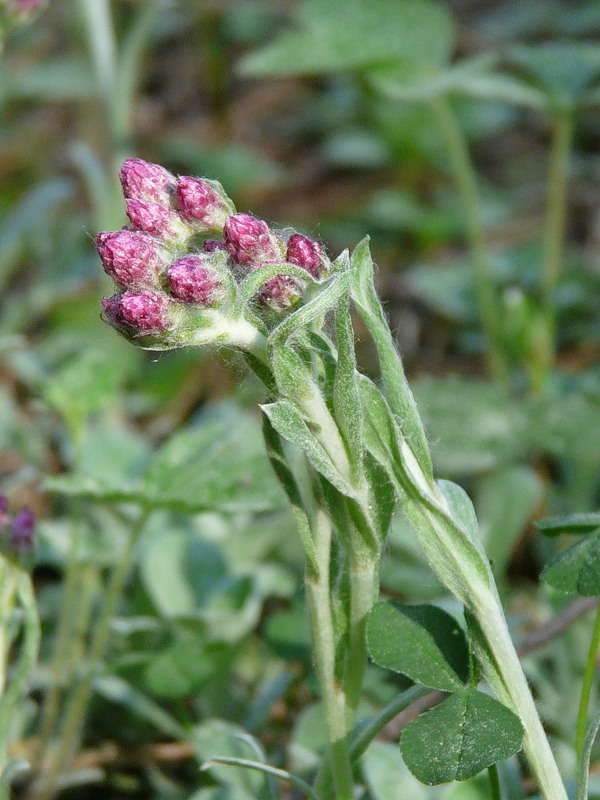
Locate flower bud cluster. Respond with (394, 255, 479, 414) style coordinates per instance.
(97, 159, 330, 349)
(0, 495, 35, 562)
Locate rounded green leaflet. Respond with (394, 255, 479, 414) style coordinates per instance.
(401, 689, 523, 785)
(366, 601, 469, 692)
(541, 530, 600, 597)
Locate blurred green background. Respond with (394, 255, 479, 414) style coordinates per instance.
(1, 1, 600, 798)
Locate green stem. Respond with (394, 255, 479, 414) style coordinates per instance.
(35, 510, 150, 800)
(576, 710, 600, 800)
(475, 596, 568, 800)
(314, 684, 431, 799)
(430, 96, 507, 381)
(576, 602, 600, 757)
(342, 558, 378, 724)
(305, 505, 354, 800)
(536, 111, 574, 391)
(488, 763, 502, 800)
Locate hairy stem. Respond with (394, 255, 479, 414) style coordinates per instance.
(576, 602, 600, 758)
(430, 96, 507, 381)
(475, 595, 568, 800)
(342, 558, 378, 724)
(306, 505, 354, 800)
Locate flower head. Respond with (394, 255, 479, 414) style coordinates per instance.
(258, 275, 302, 312)
(102, 291, 171, 333)
(176, 177, 234, 232)
(286, 233, 328, 278)
(96, 229, 168, 289)
(167, 255, 224, 305)
(120, 159, 176, 206)
(224, 213, 284, 266)
(126, 200, 191, 244)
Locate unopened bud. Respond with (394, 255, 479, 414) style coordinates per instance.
(126, 200, 191, 244)
(96, 229, 168, 289)
(286, 234, 328, 278)
(224, 213, 284, 266)
(167, 255, 223, 305)
(258, 275, 302, 312)
(10, 507, 35, 554)
(102, 291, 171, 333)
(176, 177, 234, 232)
(120, 159, 175, 205)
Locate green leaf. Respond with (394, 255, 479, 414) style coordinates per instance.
(260, 413, 319, 575)
(143, 639, 222, 699)
(238, 0, 454, 78)
(541, 530, 600, 597)
(142, 415, 283, 513)
(268, 256, 351, 352)
(366, 601, 469, 691)
(261, 400, 354, 497)
(351, 238, 433, 479)
(401, 690, 523, 784)
(362, 742, 430, 800)
(45, 350, 121, 420)
(508, 43, 600, 109)
(46, 410, 284, 514)
(93, 676, 187, 740)
(536, 513, 600, 537)
(332, 300, 364, 477)
(141, 531, 227, 618)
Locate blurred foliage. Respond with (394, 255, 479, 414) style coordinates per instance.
(0, 0, 599, 798)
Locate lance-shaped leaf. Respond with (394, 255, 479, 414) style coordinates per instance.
(358, 373, 491, 605)
(366, 601, 469, 691)
(401, 689, 523, 784)
(333, 300, 364, 478)
(261, 413, 319, 576)
(541, 530, 600, 597)
(351, 238, 432, 480)
(261, 400, 354, 498)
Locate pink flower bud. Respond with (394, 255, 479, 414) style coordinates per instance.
(10, 508, 35, 554)
(96, 229, 168, 289)
(176, 177, 234, 231)
(224, 213, 284, 266)
(167, 256, 223, 305)
(203, 239, 227, 253)
(120, 159, 175, 205)
(286, 234, 328, 278)
(126, 200, 191, 243)
(102, 291, 170, 332)
(258, 276, 302, 312)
